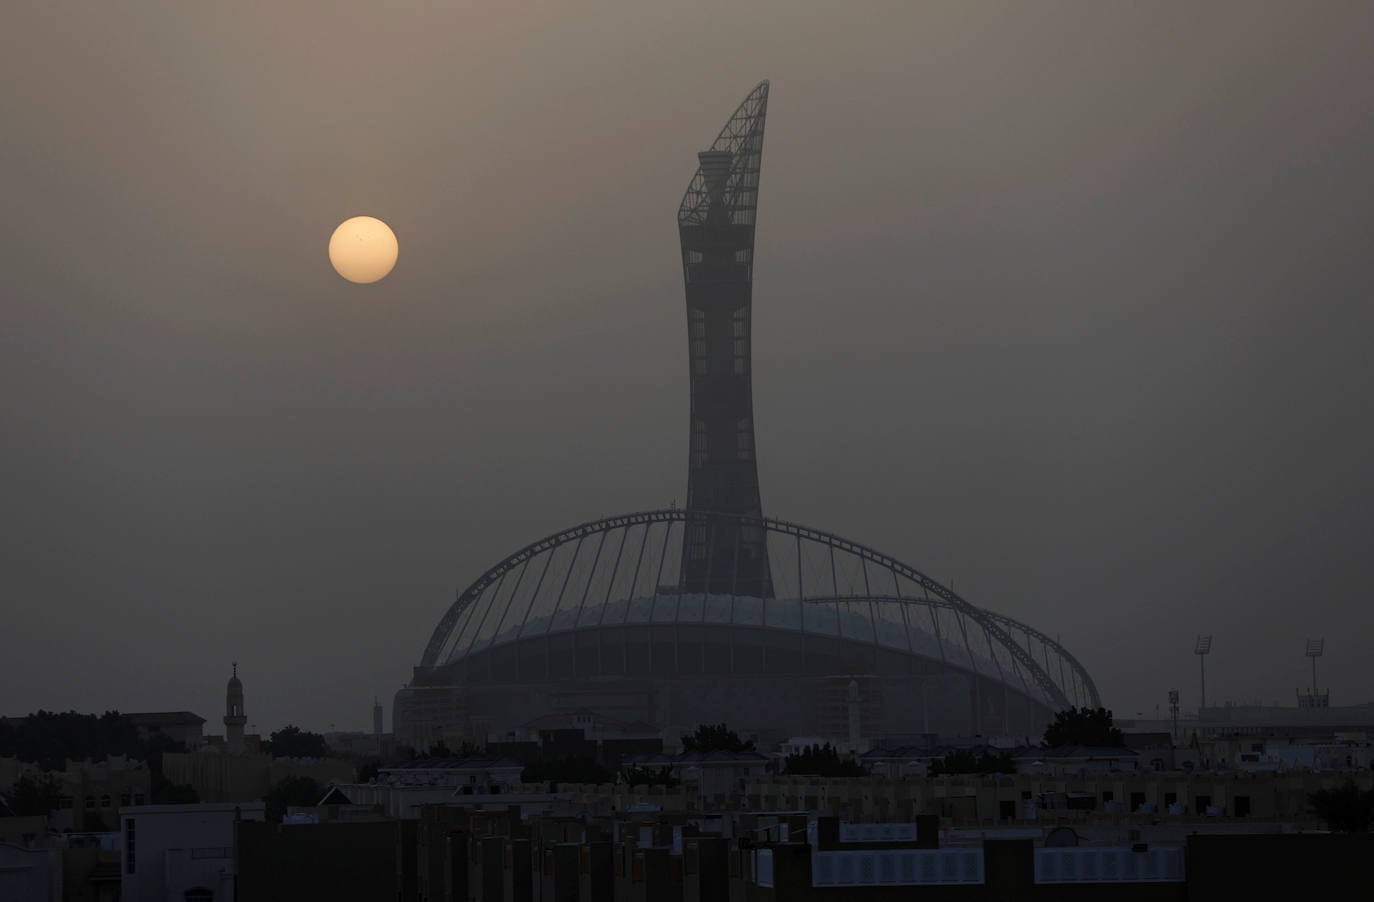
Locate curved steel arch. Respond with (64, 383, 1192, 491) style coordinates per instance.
(794, 594, 1100, 708)
(420, 509, 1088, 710)
(980, 609, 1101, 708)
(678, 80, 768, 226)
(420, 510, 671, 668)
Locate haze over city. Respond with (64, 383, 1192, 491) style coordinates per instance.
(4, 1, 1373, 735)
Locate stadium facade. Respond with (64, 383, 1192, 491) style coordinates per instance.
(395, 83, 1098, 750)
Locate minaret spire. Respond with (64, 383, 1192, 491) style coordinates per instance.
(224, 663, 247, 756)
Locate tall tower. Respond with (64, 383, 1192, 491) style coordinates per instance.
(677, 81, 774, 597)
(373, 697, 384, 739)
(224, 662, 246, 756)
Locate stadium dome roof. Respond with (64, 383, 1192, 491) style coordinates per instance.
(419, 509, 1098, 711)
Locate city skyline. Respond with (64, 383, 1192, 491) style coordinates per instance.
(3, 3, 1374, 733)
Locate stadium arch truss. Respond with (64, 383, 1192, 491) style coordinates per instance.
(418, 510, 1099, 717)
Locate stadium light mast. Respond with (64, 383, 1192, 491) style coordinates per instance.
(1168, 688, 1180, 741)
(1300, 638, 1327, 708)
(1194, 635, 1213, 713)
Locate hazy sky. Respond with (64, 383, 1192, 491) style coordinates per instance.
(4, 2, 1372, 735)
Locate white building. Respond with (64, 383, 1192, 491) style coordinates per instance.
(119, 802, 265, 902)
(0, 841, 60, 901)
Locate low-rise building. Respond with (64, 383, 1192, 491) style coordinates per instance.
(621, 750, 771, 802)
(119, 802, 266, 902)
(124, 712, 207, 749)
(160, 750, 355, 804)
(0, 840, 60, 901)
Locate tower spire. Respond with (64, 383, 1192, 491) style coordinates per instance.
(677, 81, 773, 598)
(224, 663, 246, 756)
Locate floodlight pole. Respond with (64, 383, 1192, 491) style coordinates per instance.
(1306, 638, 1325, 696)
(1194, 636, 1213, 714)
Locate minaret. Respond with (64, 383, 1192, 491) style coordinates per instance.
(224, 663, 246, 756)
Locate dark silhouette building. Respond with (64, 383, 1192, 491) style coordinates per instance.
(677, 81, 773, 598)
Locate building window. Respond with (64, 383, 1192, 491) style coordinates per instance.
(125, 818, 136, 874)
(690, 310, 709, 375)
(134, 793, 146, 805)
(690, 421, 709, 468)
(85, 797, 96, 810)
(685, 525, 708, 561)
(731, 308, 749, 374)
(736, 418, 754, 461)
(1234, 795, 1251, 817)
(120, 792, 131, 806)
(100, 794, 111, 808)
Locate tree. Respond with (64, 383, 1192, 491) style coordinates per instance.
(357, 759, 381, 783)
(144, 733, 186, 781)
(421, 739, 480, 759)
(0, 710, 146, 770)
(1309, 780, 1374, 832)
(784, 744, 867, 777)
(681, 724, 755, 754)
(7, 774, 62, 817)
(1043, 707, 1125, 748)
(150, 774, 199, 805)
(928, 749, 1016, 776)
(265, 726, 329, 759)
(262, 776, 326, 822)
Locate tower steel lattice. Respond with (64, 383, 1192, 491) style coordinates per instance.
(677, 81, 773, 597)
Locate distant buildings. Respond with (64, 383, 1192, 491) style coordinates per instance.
(163, 667, 353, 803)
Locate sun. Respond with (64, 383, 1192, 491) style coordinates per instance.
(328, 216, 398, 284)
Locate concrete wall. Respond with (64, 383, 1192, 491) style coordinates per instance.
(161, 752, 354, 803)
